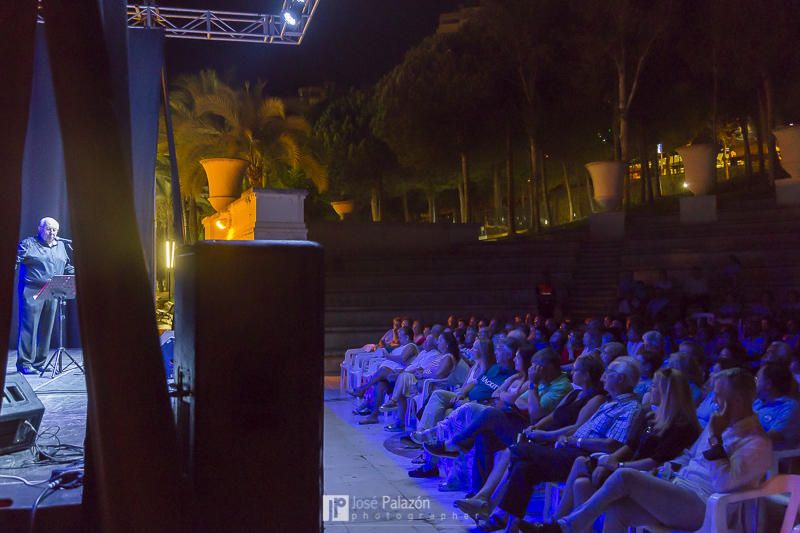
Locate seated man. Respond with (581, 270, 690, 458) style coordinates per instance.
(349, 326, 418, 420)
(599, 342, 625, 369)
(424, 348, 572, 491)
(408, 338, 517, 478)
(754, 362, 800, 449)
(538, 368, 772, 533)
(497, 357, 643, 531)
(352, 332, 440, 416)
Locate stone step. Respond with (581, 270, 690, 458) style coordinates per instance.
(325, 287, 534, 308)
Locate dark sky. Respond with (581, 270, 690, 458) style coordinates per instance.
(164, 0, 463, 95)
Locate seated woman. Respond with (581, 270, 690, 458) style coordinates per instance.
(552, 368, 700, 526)
(424, 348, 572, 494)
(662, 352, 704, 405)
(377, 331, 460, 431)
(410, 337, 495, 442)
(453, 354, 606, 526)
(408, 338, 518, 479)
(421, 343, 538, 490)
(412, 319, 425, 345)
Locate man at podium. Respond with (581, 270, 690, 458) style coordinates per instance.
(15, 217, 75, 375)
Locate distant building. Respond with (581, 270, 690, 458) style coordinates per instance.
(437, 3, 482, 34)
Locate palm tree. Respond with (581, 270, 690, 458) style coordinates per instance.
(164, 70, 327, 240)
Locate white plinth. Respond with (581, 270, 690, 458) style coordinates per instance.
(202, 188, 308, 241)
(680, 195, 717, 224)
(590, 211, 625, 240)
(775, 179, 800, 206)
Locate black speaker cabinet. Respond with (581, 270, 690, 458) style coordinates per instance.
(174, 241, 324, 533)
(0, 374, 45, 455)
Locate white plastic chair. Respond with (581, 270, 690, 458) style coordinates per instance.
(633, 474, 800, 533)
(347, 351, 384, 392)
(340, 348, 368, 392)
(405, 359, 471, 429)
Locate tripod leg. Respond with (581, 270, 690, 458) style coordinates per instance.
(39, 348, 61, 378)
(60, 349, 84, 373)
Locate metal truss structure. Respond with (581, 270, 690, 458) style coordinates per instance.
(38, 1, 321, 46)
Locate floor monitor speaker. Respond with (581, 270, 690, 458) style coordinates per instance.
(0, 374, 45, 455)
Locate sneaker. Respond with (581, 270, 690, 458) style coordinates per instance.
(408, 466, 439, 479)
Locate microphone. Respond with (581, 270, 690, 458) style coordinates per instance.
(56, 237, 73, 243)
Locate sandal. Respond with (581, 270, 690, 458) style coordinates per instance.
(454, 496, 490, 518)
(477, 513, 507, 532)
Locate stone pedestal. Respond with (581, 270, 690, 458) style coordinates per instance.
(202, 188, 308, 241)
(775, 179, 800, 206)
(590, 211, 625, 240)
(680, 195, 717, 224)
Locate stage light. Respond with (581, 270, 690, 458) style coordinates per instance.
(215, 219, 227, 230)
(682, 182, 689, 189)
(282, 0, 304, 26)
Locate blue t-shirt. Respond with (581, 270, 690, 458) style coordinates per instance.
(754, 396, 800, 449)
(468, 364, 515, 401)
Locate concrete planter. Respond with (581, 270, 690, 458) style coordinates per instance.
(676, 144, 716, 195)
(202, 188, 309, 240)
(200, 157, 249, 212)
(585, 161, 625, 211)
(330, 200, 354, 220)
(774, 124, 800, 180)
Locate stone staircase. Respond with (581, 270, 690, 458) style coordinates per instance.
(566, 241, 624, 318)
(323, 190, 800, 372)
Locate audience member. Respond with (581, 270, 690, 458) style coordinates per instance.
(495, 357, 642, 532)
(553, 368, 701, 523)
(537, 368, 771, 533)
(754, 363, 800, 449)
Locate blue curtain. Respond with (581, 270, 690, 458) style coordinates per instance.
(12, 25, 164, 349)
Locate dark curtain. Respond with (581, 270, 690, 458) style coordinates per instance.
(10, 26, 164, 350)
(39, 0, 180, 530)
(0, 0, 37, 400)
(128, 29, 165, 289)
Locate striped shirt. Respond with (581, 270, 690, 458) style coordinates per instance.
(572, 392, 641, 443)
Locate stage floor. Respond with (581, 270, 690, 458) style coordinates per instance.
(1, 350, 85, 531)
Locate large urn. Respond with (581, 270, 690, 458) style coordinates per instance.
(774, 124, 800, 180)
(200, 158, 249, 212)
(585, 161, 625, 211)
(330, 200, 354, 221)
(676, 144, 716, 195)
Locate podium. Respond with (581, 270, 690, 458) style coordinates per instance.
(34, 275, 83, 378)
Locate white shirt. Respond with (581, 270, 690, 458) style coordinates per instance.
(672, 414, 772, 501)
(405, 349, 441, 373)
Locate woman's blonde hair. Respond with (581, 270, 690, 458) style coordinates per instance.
(653, 368, 700, 435)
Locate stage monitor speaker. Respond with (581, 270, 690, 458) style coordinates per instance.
(0, 374, 45, 456)
(174, 240, 324, 533)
